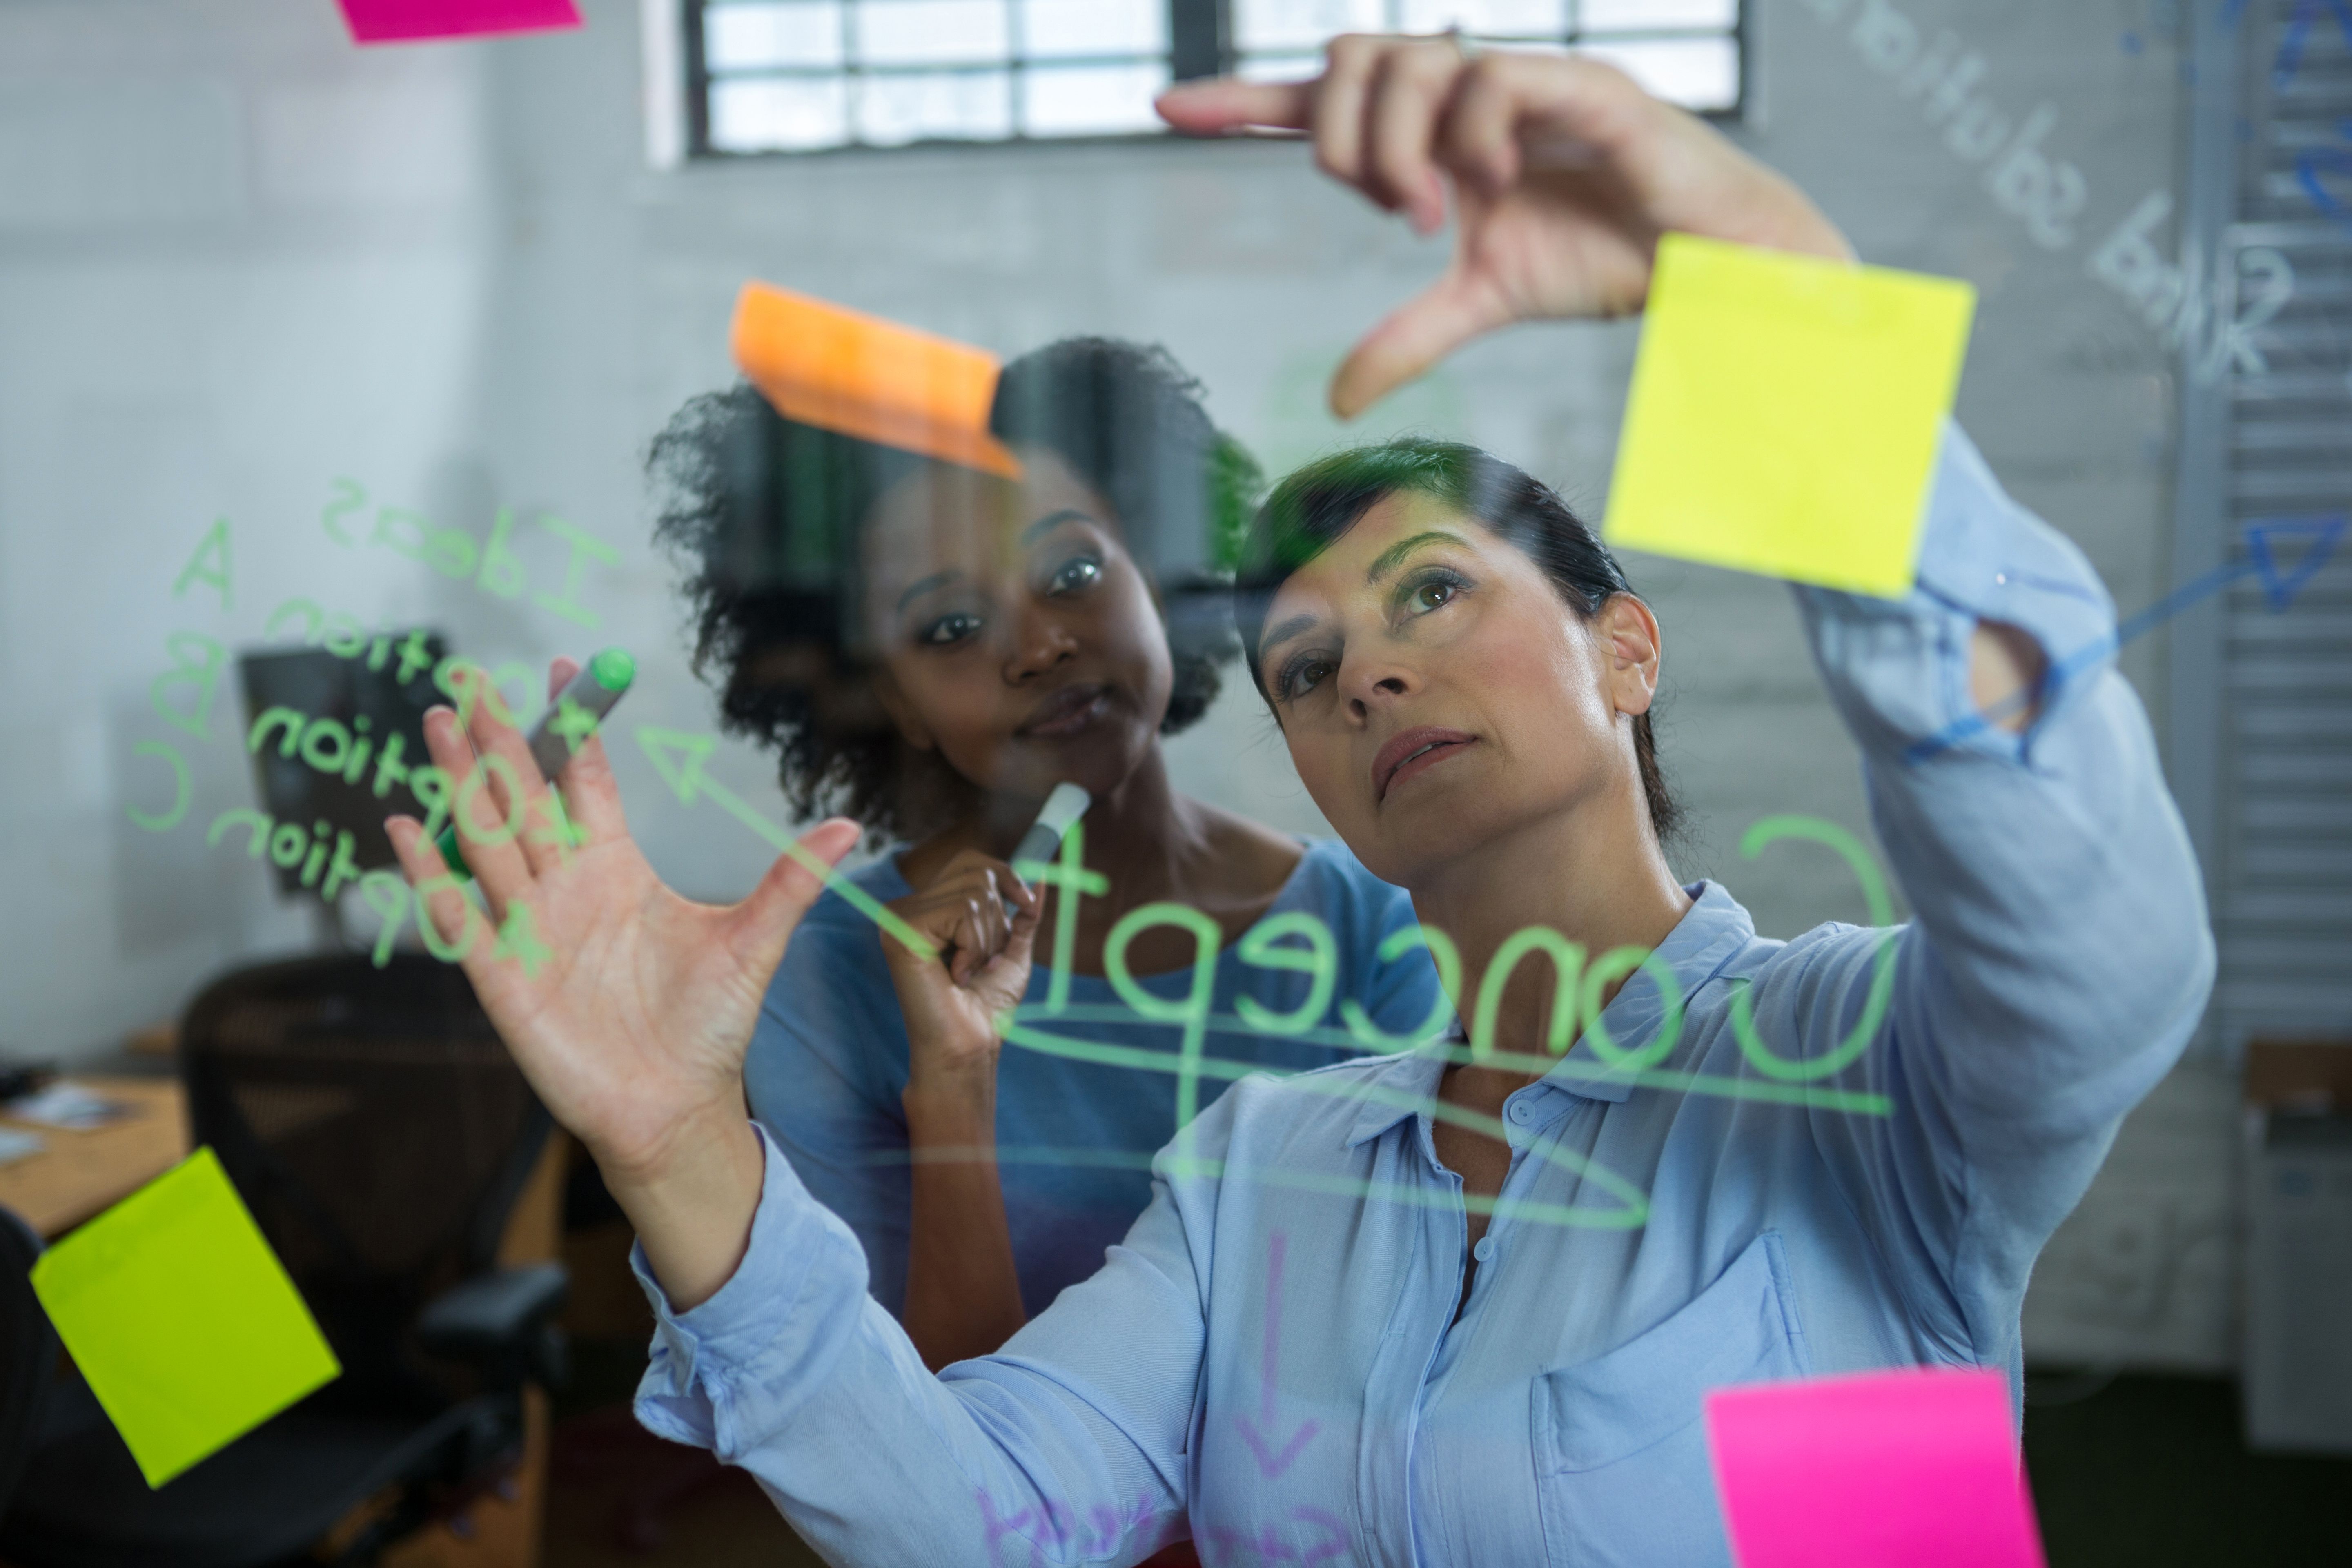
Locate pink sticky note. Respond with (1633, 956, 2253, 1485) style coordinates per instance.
(1705, 1368, 2047, 1568)
(336, 0, 583, 45)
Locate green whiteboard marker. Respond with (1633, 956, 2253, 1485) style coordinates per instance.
(437, 648, 635, 881)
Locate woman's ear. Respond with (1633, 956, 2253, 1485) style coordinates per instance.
(1598, 594, 1663, 719)
(870, 666, 937, 752)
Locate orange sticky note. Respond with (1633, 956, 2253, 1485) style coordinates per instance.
(730, 283, 1022, 478)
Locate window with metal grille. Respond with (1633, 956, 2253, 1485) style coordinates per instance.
(686, 0, 1744, 158)
(2169, 0, 2352, 1056)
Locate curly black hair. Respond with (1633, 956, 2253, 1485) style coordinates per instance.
(650, 337, 1263, 842)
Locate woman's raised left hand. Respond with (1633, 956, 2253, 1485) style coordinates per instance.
(1157, 35, 1853, 417)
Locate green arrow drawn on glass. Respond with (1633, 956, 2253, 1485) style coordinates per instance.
(634, 726, 936, 960)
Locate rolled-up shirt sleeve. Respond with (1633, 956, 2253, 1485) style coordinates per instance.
(1765, 423, 2217, 1360)
(633, 1120, 1204, 1565)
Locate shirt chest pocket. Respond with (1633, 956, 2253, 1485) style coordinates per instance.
(1529, 1232, 1809, 1568)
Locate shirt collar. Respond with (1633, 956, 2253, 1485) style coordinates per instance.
(1338, 881, 1760, 1149)
(1341, 1046, 1448, 1149)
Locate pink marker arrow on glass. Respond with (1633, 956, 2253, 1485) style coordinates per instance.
(1234, 1232, 1319, 1479)
(1705, 1366, 2048, 1568)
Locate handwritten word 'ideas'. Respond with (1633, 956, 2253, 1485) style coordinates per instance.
(320, 478, 620, 631)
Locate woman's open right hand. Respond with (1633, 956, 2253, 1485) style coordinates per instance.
(384, 659, 860, 1308)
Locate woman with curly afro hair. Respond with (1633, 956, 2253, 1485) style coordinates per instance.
(648, 336, 1440, 1372)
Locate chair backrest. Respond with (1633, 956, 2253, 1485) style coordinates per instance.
(0, 1206, 57, 1520)
(178, 953, 548, 1407)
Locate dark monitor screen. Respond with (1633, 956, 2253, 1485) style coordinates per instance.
(235, 633, 449, 900)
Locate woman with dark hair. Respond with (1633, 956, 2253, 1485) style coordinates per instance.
(388, 38, 2212, 1564)
(646, 335, 1439, 1370)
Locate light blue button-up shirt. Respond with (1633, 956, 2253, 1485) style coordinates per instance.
(632, 426, 2215, 1567)
(743, 837, 1438, 1324)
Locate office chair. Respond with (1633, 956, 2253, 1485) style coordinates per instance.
(0, 952, 568, 1568)
(0, 1207, 56, 1522)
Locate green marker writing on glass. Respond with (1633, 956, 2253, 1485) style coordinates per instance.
(438, 647, 635, 882)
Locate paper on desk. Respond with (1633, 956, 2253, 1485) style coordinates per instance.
(30, 1147, 340, 1488)
(336, 0, 583, 45)
(7, 1080, 129, 1130)
(1705, 1366, 2047, 1568)
(1603, 233, 1976, 600)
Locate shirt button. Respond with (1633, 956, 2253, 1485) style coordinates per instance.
(1473, 1237, 1495, 1263)
(1994, 572, 2009, 586)
(1508, 1100, 1532, 1125)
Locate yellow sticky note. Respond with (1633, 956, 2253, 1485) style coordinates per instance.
(31, 1146, 340, 1488)
(1604, 233, 1976, 598)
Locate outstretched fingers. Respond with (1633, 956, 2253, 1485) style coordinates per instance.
(385, 815, 490, 978)
(531, 658, 630, 865)
(449, 663, 568, 881)
(1363, 39, 1463, 234)
(728, 818, 863, 978)
(418, 704, 535, 914)
(533, 656, 630, 858)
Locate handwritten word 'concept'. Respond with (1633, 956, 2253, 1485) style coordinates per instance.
(642, 724, 1902, 1237)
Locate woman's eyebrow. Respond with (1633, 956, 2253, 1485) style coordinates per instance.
(1257, 612, 1321, 662)
(894, 570, 962, 612)
(1020, 508, 1093, 545)
(1366, 530, 1469, 584)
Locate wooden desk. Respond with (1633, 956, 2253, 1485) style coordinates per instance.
(0, 1076, 189, 1238)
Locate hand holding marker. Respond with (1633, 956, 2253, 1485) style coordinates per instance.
(1012, 782, 1092, 876)
(1004, 782, 1091, 918)
(439, 648, 635, 881)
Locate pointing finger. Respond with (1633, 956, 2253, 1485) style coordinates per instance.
(1156, 77, 1312, 135)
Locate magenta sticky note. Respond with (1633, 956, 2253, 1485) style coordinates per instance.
(336, 0, 584, 45)
(1704, 1367, 2047, 1568)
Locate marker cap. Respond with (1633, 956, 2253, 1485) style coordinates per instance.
(589, 647, 636, 693)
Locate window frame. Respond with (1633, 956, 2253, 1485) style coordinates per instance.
(682, 0, 1746, 161)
